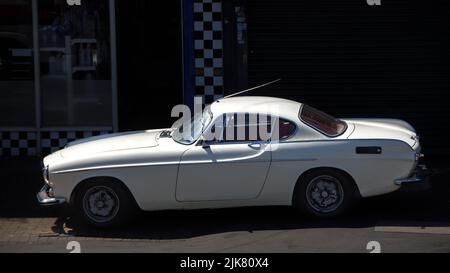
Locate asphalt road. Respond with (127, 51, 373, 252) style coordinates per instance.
(0, 158, 449, 253)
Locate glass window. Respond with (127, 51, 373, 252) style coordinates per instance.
(172, 107, 213, 145)
(0, 0, 35, 127)
(38, 0, 112, 127)
(209, 113, 273, 143)
(273, 118, 296, 140)
(300, 104, 347, 137)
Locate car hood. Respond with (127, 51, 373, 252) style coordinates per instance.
(59, 129, 163, 159)
(344, 118, 418, 148)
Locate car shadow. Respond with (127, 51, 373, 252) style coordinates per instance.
(51, 186, 450, 240)
(52, 206, 372, 240)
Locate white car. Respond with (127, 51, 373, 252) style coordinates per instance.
(38, 96, 427, 227)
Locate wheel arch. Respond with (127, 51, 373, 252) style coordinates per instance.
(69, 176, 139, 208)
(291, 167, 361, 205)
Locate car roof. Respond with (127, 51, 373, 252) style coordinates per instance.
(210, 96, 303, 121)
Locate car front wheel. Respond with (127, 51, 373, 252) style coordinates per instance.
(294, 169, 359, 218)
(74, 179, 136, 228)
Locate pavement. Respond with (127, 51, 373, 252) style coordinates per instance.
(0, 157, 449, 253)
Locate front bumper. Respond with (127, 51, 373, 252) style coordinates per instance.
(36, 184, 66, 206)
(395, 164, 430, 192)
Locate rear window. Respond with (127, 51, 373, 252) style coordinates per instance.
(300, 105, 347, 137)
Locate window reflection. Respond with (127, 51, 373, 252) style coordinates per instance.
(39, 0, 112, 127)
(0, 0, 35, 127)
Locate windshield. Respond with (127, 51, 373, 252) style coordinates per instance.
(172, 107, 213, 145)
(300, 105, 347, 137)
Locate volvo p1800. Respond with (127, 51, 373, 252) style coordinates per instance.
(38, 96, 427, 227)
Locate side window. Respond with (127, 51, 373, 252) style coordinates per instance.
(273, 118, 297, 140)
(205, 114, 296, 143)
(207, 113, 272, 143)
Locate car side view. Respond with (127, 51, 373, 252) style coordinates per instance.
(37, 96, 428, 227)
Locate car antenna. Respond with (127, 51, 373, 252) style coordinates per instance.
(219, 78, 282, 101)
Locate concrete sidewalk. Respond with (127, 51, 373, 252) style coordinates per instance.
(0, 209, 449, 253)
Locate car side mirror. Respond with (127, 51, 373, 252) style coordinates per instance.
(197, 136, 210, 149)
(202, 140, 210, 149)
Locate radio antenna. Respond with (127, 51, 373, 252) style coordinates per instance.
(221, 78, 281, 100)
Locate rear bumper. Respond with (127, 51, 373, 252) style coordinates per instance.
(395, 164, 430, 192)
(36, 184, 66, 206)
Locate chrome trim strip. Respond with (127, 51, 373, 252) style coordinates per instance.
(395, 177, 423, 186)
(52, 161, 181, 174)
(271, 158, 317, 163)
(395, 164, 427, 186)
(52, 156, 271, 174)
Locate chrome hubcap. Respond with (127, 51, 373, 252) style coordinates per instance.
(82, 186, 119, 223)
(306, 175, 344, 213)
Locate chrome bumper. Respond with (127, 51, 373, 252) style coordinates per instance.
(36, 184, 66, 206)
(395, 164, 430, 191)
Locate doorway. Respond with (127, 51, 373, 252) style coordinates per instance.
(116, 0, 183, 131)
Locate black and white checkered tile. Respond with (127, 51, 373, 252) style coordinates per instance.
(193, 0, 224, 105)
(0, 130, 111, 157)
(41, 131, 110, 155)
(0, 131, 37, 157)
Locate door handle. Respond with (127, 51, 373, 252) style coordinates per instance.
(248, 143, 262, 149)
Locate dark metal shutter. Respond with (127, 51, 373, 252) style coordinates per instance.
(246, 0, 450, 158)
(116, 0, 183, 131)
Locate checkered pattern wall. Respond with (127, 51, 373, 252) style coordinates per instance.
(0, 132, 37, 157)
(0, 130, 111, 157)
(193, 0, 224, 105)
(40, 130, 111, 156)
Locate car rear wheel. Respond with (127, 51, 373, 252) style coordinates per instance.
(294, 169, 359, 218)
(74, 179, 136, 228)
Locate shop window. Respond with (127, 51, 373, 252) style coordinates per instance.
(0, 0, 35, 127)
(38, 0, 112, 127)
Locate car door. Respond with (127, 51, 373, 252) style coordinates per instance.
(176, 113, 272, 202)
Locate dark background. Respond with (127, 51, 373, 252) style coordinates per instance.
(116, 0, 183, 131)
(242, 0, 450, 161)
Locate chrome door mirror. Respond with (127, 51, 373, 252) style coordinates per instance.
(197, 136, 210, 149)
(202, 140, 210, 149)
